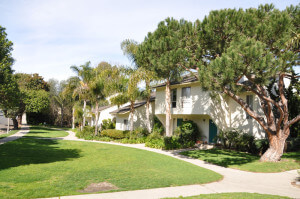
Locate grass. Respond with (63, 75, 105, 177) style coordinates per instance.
(0, 129, 19, 139)
(24, 126, 69, 138)
(181, 148, 300, 172)
(164, 192, 290, 199)
(0, 127, 222, 198)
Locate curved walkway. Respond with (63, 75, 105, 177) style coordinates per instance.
(0, 125, 29, 145)
(49, 130, 299, 199)
(2, 128, 298, 198)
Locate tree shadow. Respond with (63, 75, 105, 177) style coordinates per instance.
(29, 126, 58, 131)
(180, 148, 259, 167)
(0, 138, 81, 170)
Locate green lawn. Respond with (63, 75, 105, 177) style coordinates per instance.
(181, 149, 300, 172)
(0, 127, 222, 198)
(0, 129, 19, 139)
(24, 126, 69, 138)
(165, 192, 290, 199)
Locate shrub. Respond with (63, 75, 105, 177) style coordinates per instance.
(253, 139, 269, 155)
(76, 126, 95, 140)
(286, 137, 300, 152)
(102, 118, 115, 130)
(119, 137, 147, 144)
(215, 129, 256, 153)
(163, 136, 182, 150)
(145, 138, 165, 149)
(175, 120, 200, 146)
(100, 129, 127, 139)
(152, 116, 164, 135)
(131, 127, 149, 139)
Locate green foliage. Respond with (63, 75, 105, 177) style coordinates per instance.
(286, 137, 300, 152)
(76, 126, 95, 139)
(0, 26, 20, 113)
(136, 18, 191, 81)
(145, 138, 165, 149)
(215, 130, 271, 155)
(175, 120, 200, 145)
(100, 129, 127, 139)
(163, 136, 182, 150)
(23, 89, 50, 113)
(101, 118, 115, 130)
(131, 127, 149, 138)
(152, 116, 164, 135)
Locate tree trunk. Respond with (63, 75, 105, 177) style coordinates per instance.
(60, 105, 64, 127)
(72, 107, 75, 129)
(260, 132, 287, 162)
(12, 117, 18, 129)
(130, 101, 134, 133)
(94, 101, 99, 136)
(146, 98, 151, 133)
(17, 114, 22, 128)
(81, 100, 87, 131)
(6, 117, 10, 134)
(165, 79, 171, 137)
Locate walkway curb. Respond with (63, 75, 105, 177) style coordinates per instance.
(43, 130, 299, 199)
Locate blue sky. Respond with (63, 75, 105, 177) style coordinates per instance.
(0, 0, 299, 81)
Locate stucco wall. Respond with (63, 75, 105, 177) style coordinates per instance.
(155, 82, 265, 139)
(115, 101, 155, 131)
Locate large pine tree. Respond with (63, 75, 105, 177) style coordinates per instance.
(194, 4, 300, 162)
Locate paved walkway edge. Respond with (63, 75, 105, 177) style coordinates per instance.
(40, 130, 299, 199)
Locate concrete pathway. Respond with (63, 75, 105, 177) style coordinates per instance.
(0, 125, 29, 145)
(42, 130, 299, 199)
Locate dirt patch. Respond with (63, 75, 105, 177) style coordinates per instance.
(78, 182, 119, 193)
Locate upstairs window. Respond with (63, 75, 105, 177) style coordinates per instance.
(182, 87, 191, 108)
(246, 95, 253, 119)
(182, 87, 191, 99)
(171, 89, 177, 108)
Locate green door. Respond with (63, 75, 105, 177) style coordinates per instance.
(209, 119, 218, 143)
(177, 118, 183, 127)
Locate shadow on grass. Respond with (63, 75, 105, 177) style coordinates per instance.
(180, 148, 259, 167)
(0, 138, 81, 170)
(282, 151, 300, 162)
(29, 126, 58, 131)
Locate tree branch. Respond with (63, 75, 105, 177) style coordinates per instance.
(222, 87, 270, 136)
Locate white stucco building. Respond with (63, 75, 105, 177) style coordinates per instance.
(110, 96, 155, 131)
(154, 75, 265, 143)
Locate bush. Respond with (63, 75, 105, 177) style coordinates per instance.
(100, 129, 127, 139)
(215, 129, 256, 153)
(145, 138, 165, 149)
(253, 139, 269, 155)
(102, 119, 115, 130)
(119, 137, 147, 144)
(175, 120, 200, 146)
(131, 127, 149, 139)
(163, 136, 182, 150)
(152, 116, 164, 135)
(286, 137, 300, 152)
(76, 126, 95, 140)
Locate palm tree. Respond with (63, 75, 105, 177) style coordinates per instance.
(121, 39, 158, 133)
(89, 71, 105, 135)
(70, 61, 94, 130)
(63, 77, 80, 129)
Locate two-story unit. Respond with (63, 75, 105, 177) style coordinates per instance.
(155, 75, 265, 143)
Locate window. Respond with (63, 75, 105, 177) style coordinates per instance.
(171, 89, 177, 108)
(182, 87, 191, 108)
(124, 119, 128, 130)
(182, 87, 191, 99)
(246, 95, 253, 119)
